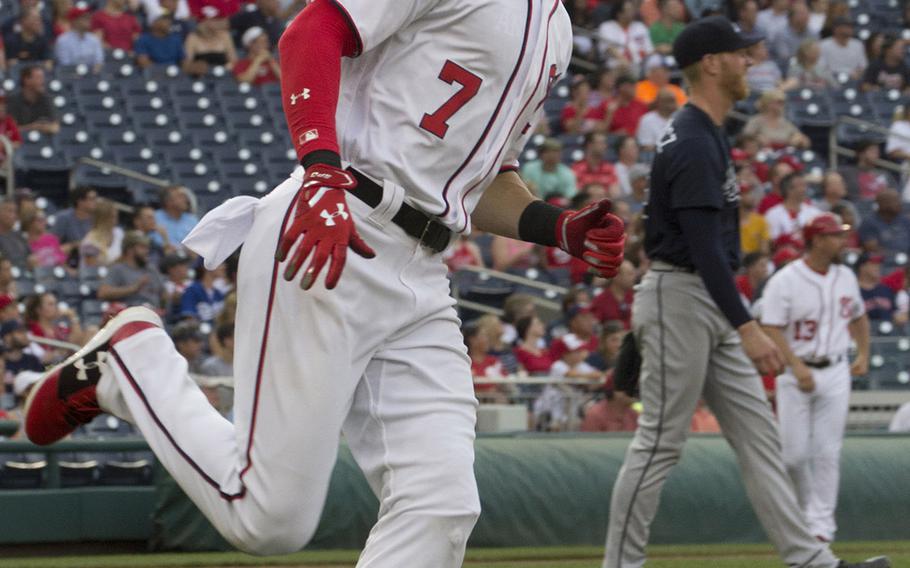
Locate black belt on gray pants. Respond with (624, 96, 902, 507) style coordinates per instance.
(346, 168, 452, 253)
(801, 354, 847, 369)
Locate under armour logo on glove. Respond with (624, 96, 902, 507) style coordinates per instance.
(320, 204, 349, 226)
(276, 164, 375, 290)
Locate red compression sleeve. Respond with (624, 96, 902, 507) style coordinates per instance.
(279, 0, 361, 167)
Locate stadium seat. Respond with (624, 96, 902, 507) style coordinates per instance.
(98, 453, 154, 486)
(0, 454, 46, 489)
(58, 453, 100, 488)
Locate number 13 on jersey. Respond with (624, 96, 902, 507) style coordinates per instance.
(420, 60, 483, 139)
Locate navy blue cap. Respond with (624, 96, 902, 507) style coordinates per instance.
(673, 16, 765, 70)
(0, 319, 22, 337)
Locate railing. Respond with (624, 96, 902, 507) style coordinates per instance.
(75, 157, 199, 214)
(827, 114, 908, 175)
(453, 265, 567, 313)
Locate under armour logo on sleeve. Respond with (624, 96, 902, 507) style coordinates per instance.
(320, 204, 350, 226)
(290, 89, 311, 105)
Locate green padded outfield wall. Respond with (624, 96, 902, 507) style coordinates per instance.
(150, 434, 910, 551)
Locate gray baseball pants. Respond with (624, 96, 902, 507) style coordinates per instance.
(603, 265, 839, 568)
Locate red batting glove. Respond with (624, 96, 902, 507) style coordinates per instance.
(555, 199, 626, 278)
(275, 164, 375, 290)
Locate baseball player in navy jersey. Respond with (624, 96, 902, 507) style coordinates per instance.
(22, 1, 626, 565)
(760, 213, 870, 544)
(602, 17, 889, 568)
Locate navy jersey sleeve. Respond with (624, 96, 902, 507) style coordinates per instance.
(665, 137, 725, 210)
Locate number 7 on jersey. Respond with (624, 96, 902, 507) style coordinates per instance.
(420, 60, 482, 139)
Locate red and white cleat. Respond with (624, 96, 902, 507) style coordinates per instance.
(24, 306, 162, 445)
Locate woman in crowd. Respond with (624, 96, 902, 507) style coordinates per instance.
(182, 11, 236, 76)
(587, 320, 627, 372)
(513, 315, 553, 375)
(463, 320, 507, 403)
(79, 198, 122, 267)
(51, 0, 73, 36)
(743, 89, 811, 149)
(477, 314, 519, 375)
(784, 39, 836, 90)
(862, 35, 910, 92)
(613, 135, 641, 197)
(20, 209, 67, 269)
(24, 292, 85, 363)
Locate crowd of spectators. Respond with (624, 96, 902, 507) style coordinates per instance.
(0, 0, 297, 156)
(2, 0, 910, 438)
(451, 0, 910, 431)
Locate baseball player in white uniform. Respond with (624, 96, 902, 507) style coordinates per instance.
(22, 1, 626, 565)
(760, 213, 870, 543)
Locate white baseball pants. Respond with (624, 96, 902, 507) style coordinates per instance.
(96, 171, 481, 564)
(776, 363, 851, 541)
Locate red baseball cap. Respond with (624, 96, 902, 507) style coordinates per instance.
(67, 6, 92, 20)
(772, 245, 801, 268)
(802, 213, 850, 244)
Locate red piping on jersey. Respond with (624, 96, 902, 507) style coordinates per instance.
(111, 348, 246, 501)
(825, 269, 841, 356)
(110, 201, 297, 502)
(457, 0, 561, 232)
(439, 0, 534, 218)
(279, 0, 360, 162)
(795, 263, 826, 359)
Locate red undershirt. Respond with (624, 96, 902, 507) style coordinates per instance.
(278, 0, 361, 164)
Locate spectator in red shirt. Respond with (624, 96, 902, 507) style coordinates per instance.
(232, 26, 280, 86)
(580, 370, 639, 432)
(24, 291, 86, 363)
(606, 75, 648, 135)
(571, 132, 620, 194)
(550, 304, 599, 361)
(513, 315, 554, 375)
(91, 0, 141, 52)
(0, 93, 22, 166)
(561, 74, 607, 134)
(756, 159, 796, 214)
(463, 320, 507, 403)
(735, 251, 769, 306)
(592, 259, 635, 328)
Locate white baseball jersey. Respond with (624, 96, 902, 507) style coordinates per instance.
(331, 0, 572, 232)
(760, 259, 864, 359)
(764, 202, 823, 241)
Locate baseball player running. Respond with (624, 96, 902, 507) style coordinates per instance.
(602, 17, 889, 568)
(760, 213, 870, 543)
(23, 0, 626, 565)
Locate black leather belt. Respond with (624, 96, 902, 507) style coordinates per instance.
(801, 354, 846, 369)
(347, 168, 452, 254)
